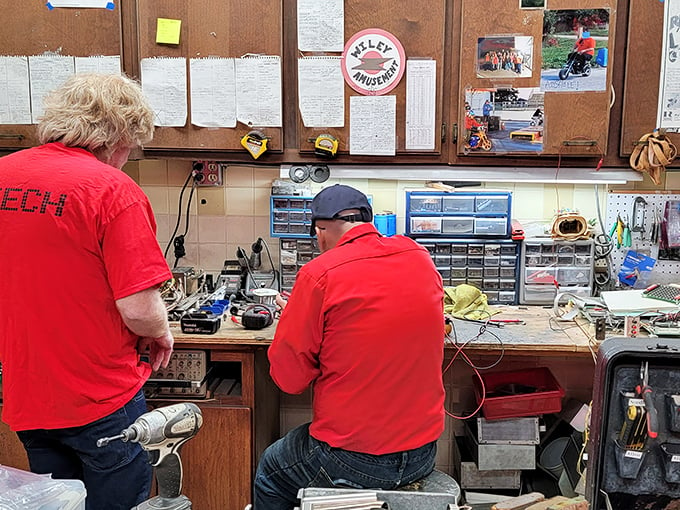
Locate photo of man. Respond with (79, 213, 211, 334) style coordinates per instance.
(540, 9, 609, 92)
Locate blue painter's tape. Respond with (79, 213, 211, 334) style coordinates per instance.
(106, 2, 115, 9)
(46, 2, 54, 9)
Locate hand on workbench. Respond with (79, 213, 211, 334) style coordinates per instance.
(138, 330, 174, 371)
(275, 291, 290, 310)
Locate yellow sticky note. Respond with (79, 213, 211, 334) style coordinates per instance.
(156, 18, 181, 45)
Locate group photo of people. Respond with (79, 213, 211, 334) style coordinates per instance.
(476, 36, 533, 79)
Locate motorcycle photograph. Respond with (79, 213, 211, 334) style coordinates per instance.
(558, 52, 592, 80)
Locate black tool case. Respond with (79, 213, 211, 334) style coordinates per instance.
(586, 337, 680, 509)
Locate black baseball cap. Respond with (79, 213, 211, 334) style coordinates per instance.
(310, 184, 373, 235)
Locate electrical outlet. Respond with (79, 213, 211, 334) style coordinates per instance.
(192, 161, 224, 186)
(594, 258, 608, 273)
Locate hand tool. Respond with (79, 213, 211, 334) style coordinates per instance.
(98, 403, 203, 509)
(619, 403, 639, 446)
(650, 207, 661, 244)
(460, 317, 504, 328)
(622, 215, 632, 248)
(636, 361, 659, 439)
(488, 318, 526, 325)
(631, 196, 647, 240)
(628, 404, 647, 449)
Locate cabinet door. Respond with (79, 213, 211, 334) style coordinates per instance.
(180, 405, 252, 510)
(0, 406, 29, 470)
(620, 0, 680, 156)
(136, 0, 283, 152)
(295, 0, 446, 160)
(453, 0, 616, 158)
(0, 3, 122, 149)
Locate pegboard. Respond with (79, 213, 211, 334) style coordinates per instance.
(605, 191, 680, 285)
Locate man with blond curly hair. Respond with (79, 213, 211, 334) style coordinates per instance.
(0, 73, 173, 509)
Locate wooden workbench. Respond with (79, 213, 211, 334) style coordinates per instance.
(444, 305, 597, 356)
(169, 304, 597, 356)
(0, 305, 597, 510)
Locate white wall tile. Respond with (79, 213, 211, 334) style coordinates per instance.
(225, 165, 254, 187)
(225, 216, 256, 245)
(142, 186, 169, 215)
(226, 187, 255, 215)
(198, 243, 228, 272)
(198, 215, 227, 243)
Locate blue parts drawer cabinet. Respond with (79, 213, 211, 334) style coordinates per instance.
(406, 191, 512, 237)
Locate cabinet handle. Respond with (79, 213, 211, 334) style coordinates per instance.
(0, 134, 25, 140)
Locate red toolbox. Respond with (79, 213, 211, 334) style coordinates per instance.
(473, 367, 565, 420)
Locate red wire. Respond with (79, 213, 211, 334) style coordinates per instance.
(443, 335, 486, 420)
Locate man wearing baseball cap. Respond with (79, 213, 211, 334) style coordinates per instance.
(252, 184, 445, 510)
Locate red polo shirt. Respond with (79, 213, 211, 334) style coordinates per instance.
(269, 223, 445, 454)
(0, 143, 171, 431)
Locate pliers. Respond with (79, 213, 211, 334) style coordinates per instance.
(622, 216, 632, 248)
(609, 216, 621, 248)
(636, 361, 659, 439)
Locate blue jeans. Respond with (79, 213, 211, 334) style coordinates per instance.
(17, 389, 152, 510)
(254, 423, 436, 510)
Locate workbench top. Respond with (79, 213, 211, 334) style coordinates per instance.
(171, 305, 596, 356)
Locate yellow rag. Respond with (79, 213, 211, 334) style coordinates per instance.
(443, 284, 499, 320)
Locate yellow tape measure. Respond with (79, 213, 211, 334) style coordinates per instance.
(241, 130, 268, 159)
(314, 134, 338, 158)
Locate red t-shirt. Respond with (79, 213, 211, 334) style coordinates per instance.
(576, 37, 596, 56)
(0, 143, 171, 431)
(269, 223, 445, 455)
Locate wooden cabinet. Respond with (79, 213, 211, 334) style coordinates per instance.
(294, 0, 447, 161)
(0, 2, 123, 149)
(179, 406, 252, 510)
(0, 0, 664, 170)
(452, 0, 618, 159)
(135, 0, 284, 153)
(620, 0, 680, 157)
(0, 408, 29, 470)
(159, 346, 280, 510)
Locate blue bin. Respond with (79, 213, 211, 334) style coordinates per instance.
(374, 213, 397, 237)
(596, 48, 608, 67)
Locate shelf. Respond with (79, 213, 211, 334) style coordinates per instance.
(280, 165, 642, 184)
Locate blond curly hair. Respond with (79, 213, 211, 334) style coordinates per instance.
(37, 73, 154, 152)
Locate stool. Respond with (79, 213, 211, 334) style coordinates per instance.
(298, 469, 461, 510)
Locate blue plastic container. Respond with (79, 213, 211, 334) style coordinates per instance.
(596, 48, 608, 67)
(374, 213, 397, 236)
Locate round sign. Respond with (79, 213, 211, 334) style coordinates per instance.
(341, 28, 406, 96)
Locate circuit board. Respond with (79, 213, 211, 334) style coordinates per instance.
(642, 284, 680, 304)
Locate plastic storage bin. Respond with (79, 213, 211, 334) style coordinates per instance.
(473, 367, 565, 420)
(0, 465, 86, 509)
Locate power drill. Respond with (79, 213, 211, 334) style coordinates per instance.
(97, 402, 203, 510)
